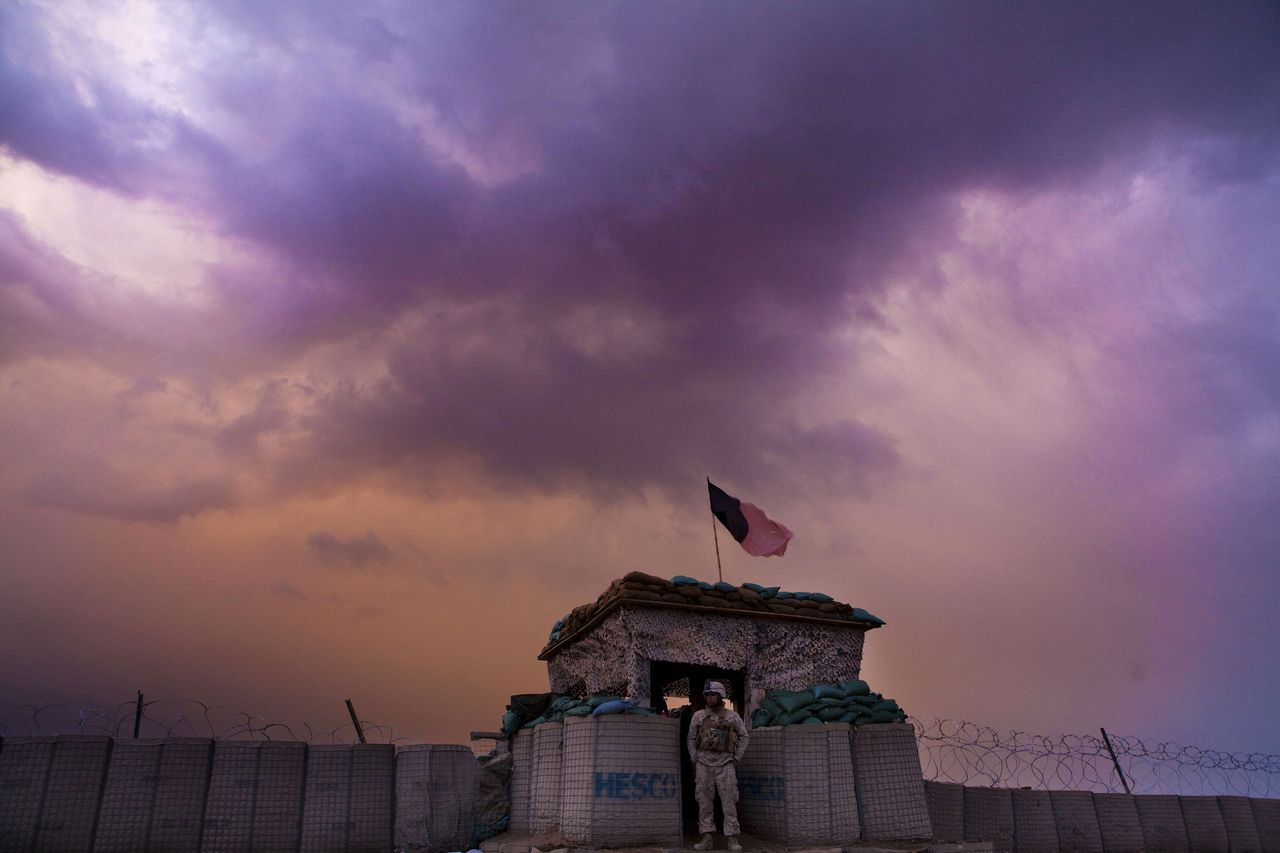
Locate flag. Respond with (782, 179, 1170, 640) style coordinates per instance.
(707, 479, 794, 557)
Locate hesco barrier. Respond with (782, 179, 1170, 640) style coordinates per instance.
(94, 737, 211, 853)
(1011, 788, 1058, 853)
(530, 721, 563, 833)
(395, 744, 479, 853)
(202, 740, 307, 853)
(1255, 798, 1280, 851)
(925, 780, 965, 842)
(559, 714, 682, 847)
(851, 721, 931, 840)
(0, 736, 57, 849)
(1047, 790, 1104, 853)
(1217, 795, 1262, 851)
(507, 728, 533, 833)
(301, 744, 394, 853)
(737, 723, 859, 846)
(1135, 794, 1190, 853)
(40, 735, 114, 853)
(964, 786, 1015, 852)
(1180, 795, 1229, 853)
(1093, 793, 1144, 853)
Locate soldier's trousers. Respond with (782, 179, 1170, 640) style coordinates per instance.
(695, 761, 740, 835)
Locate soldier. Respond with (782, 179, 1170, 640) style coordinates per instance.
(686, 681, 749, 851)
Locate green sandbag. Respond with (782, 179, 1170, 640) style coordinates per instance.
(871, 699, 899, 713)
(839, 679, 871, 696)
(523, 715, 547, 728)
(838, 711, 858, 724)
(772, 690, 815, 714)
(788, 708, 815, 724)
(563, 705, 592, 717)
(870, 709, 902, 724)
(760, 697, 783, 717)
(813, 696, 843, 708)
(817, 706, 847, 722)
(551, 695, 581, 712)
(586, 695, 614, 708)
(849, 695, 877, 707)
(752, 709, 772, 728)
(800, 716, 824, 725)
(776, 711, 793, 726)
(812, 684, 846, 700)
(501, 711, 521, 735)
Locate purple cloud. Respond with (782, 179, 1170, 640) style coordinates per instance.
(306, 530, 393, 568)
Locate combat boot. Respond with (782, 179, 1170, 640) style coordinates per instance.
(693, 833, 715, 851)
(727, 836, 743, 852)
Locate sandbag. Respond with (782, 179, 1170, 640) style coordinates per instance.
(592, 700, 634, 716)
(773, 690, 815, 714)
(812, 684, 845, 700)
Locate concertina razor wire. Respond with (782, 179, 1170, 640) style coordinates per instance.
(3, 700, 1277, 798)
(908, 716, 1280, 797)
(0, 698, 410, 745)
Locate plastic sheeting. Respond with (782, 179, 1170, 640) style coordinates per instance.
(559, 714, 682, 847)
(531, 722, 563, 833)
(737, 723, 859, 846)
(394, 744, 479, 853)
(508, 729, 533, 833)
(850, 722, 931, 840)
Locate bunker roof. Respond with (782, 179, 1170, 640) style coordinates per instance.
(539, 571, 883, 660)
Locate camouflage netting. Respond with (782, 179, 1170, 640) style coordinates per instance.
(543, 572, 883, 652)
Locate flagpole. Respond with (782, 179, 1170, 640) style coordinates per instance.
(711, 507, 723, 583)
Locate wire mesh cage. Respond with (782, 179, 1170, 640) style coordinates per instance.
(559, 714, 682, 847)
(737, 724, 860, 845)
(394, 744, 479, 853)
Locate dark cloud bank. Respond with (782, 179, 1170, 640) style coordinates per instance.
(2, 1, 1278, 513)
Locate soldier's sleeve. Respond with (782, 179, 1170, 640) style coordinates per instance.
(732, 712, 749, 761)
(686, 710, 701, 760)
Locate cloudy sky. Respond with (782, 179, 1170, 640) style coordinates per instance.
(2, 1, 1278, 753)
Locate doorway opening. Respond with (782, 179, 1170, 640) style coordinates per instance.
(649, 661, 747, 830)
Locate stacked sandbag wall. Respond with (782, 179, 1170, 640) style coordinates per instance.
(395, 743, 481, 853)
(507, 728, 534, 833)
(530, 721, 563, 833)
(559, 714, 682, 847)
(737, 723, 860, 846)
(850, 721, 932, 840)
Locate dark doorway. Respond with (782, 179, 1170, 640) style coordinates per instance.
(650, 661, 747, 830)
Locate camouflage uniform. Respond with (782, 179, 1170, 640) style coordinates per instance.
(686, 705, 750, 836)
